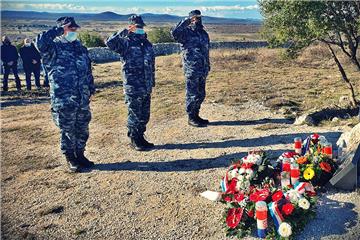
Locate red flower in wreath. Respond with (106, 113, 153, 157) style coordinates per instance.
(250, 189, 270, 202)
(311, 133, 320, 144)
(283, 152, 298, 158)
(320, 162, 332, 173)
(282, 203, 295, 215)
(226, 208, 243, 229)
(306, 191, 317, 197)
(223, 195, 232, 202)
(226, 178, 238, 194)
(247, 209, 254, 218)
(271, 190, 284, 202)
(234, 192, 245, 202)
(241, 163, 254, 169)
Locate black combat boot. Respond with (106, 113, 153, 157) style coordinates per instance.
(76, 150, 94, 168)
(139, 135, 154, 149)
(64, 152, 80, 172)
(196, 114, 209, 124)
(130, 136, 148, 151)
(188, 114, 207, 127)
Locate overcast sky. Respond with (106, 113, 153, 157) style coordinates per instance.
(1, 0, 262, 19)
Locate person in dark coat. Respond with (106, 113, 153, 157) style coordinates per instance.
(1, 36, 22, 91)
(36, 17, 95, 172)
(19, 38, 42, 90)
(106, 15, 155, 151)
(171, 10, 210, 127)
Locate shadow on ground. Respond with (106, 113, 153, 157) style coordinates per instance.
(156, 131, 342, 150)
(297, 195, 358, 239)
(208, 118, 294, 126)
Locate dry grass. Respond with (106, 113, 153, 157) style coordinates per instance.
(1, 46, 359, 239)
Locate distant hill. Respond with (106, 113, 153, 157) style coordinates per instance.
(1, 10, 262, 25)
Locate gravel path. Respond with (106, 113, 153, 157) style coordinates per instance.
(1, 101, 359, 240)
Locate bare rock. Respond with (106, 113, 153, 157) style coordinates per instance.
(294, 114, 316, 126)
(337, 123, 360, 153)
(339, 95, 352, 108)
(348, 123, 360, 152)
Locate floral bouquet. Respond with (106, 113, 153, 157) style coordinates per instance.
(217, 152, 317, 239)
(295, 134, 338, 186)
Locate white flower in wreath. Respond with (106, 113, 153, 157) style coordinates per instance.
(242, 154, 262, 165)
(250, 154, 263, 165)
(245, 168, 255, 180)
(286, 189, 301, 203)
(229, 169, 238, 179)
(237, 174, 245, 181)
(239, 167, 246, 175)
(298, 198, 310, 210)
(236, 177, 250, 190)
(278, 222, 292, 238)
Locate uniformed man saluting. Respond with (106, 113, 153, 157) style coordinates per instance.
(106, 15, 155, 151)
(36, 17, 95, 172)
(171, 10, 210, 127)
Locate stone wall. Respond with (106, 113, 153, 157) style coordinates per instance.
(88, 41, 269, 63)
(9, 41, 269, 70)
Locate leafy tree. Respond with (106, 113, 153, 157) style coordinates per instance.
(259, 0, 360, 107)
(79, 31, 106, 48)
(147, 27, 175, 43)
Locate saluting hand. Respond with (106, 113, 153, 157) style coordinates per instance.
(61, 22, 72, 34)
(128, 25, 136, 33)
(32, 59, 37, 64)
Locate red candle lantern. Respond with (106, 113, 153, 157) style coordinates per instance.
(290, 163, 300, 185)
(294, 137, 302, 155)
(282, 158, 291, 172)
(323, 143, 333, 159)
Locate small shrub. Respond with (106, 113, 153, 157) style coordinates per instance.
(79, 31, 106, 48)
(147, 27, 175, 43)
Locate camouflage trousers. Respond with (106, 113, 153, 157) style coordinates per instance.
(185, 76, 206, 116)
(125, 94, 151, 138)
(51, 104, 92, 154)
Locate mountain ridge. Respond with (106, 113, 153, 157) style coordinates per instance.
(1, 10, 262, 25)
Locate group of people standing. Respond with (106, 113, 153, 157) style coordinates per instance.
(1, 36, 49, 91)
(15, 10, 210, 172)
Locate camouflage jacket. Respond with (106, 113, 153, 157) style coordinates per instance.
(36, 27, 95, 110)
(171, 19, 210, 79)
(106, 29, 155, 96)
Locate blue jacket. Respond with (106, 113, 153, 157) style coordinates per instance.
(106, 29, 155, 96)
(19, 44, 41, 71)
(171, 19, 210, 79)
(36, 27, 95, 110)
(1, 44, 19, 64)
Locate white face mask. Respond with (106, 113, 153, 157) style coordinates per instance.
(64, 32, 78, 42)
(25, 43, 31, 47)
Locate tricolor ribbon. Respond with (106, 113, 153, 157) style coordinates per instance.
(294, 182, 315, 195)
(268, 201, 284, 230)
(302, 136, 311, 155)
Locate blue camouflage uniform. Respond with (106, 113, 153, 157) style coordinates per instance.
(171, 18, 210, 117)
(36, 26, 95, 154)
(106, 29, 155, 138)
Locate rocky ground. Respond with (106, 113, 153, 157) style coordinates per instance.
(1, 99, 359, 240)
(1, 49, 360, 239)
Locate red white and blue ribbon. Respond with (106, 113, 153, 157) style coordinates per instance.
(303, 136, 311, 155)
(268, 201, 284, 230)
(294, 181, 315, 195)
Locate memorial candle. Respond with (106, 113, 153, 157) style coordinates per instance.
(290, 163, 300, 185)
(256, 201, 268, 238)
(294, 137, 302, 154)
(323, 143, 333, 159)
